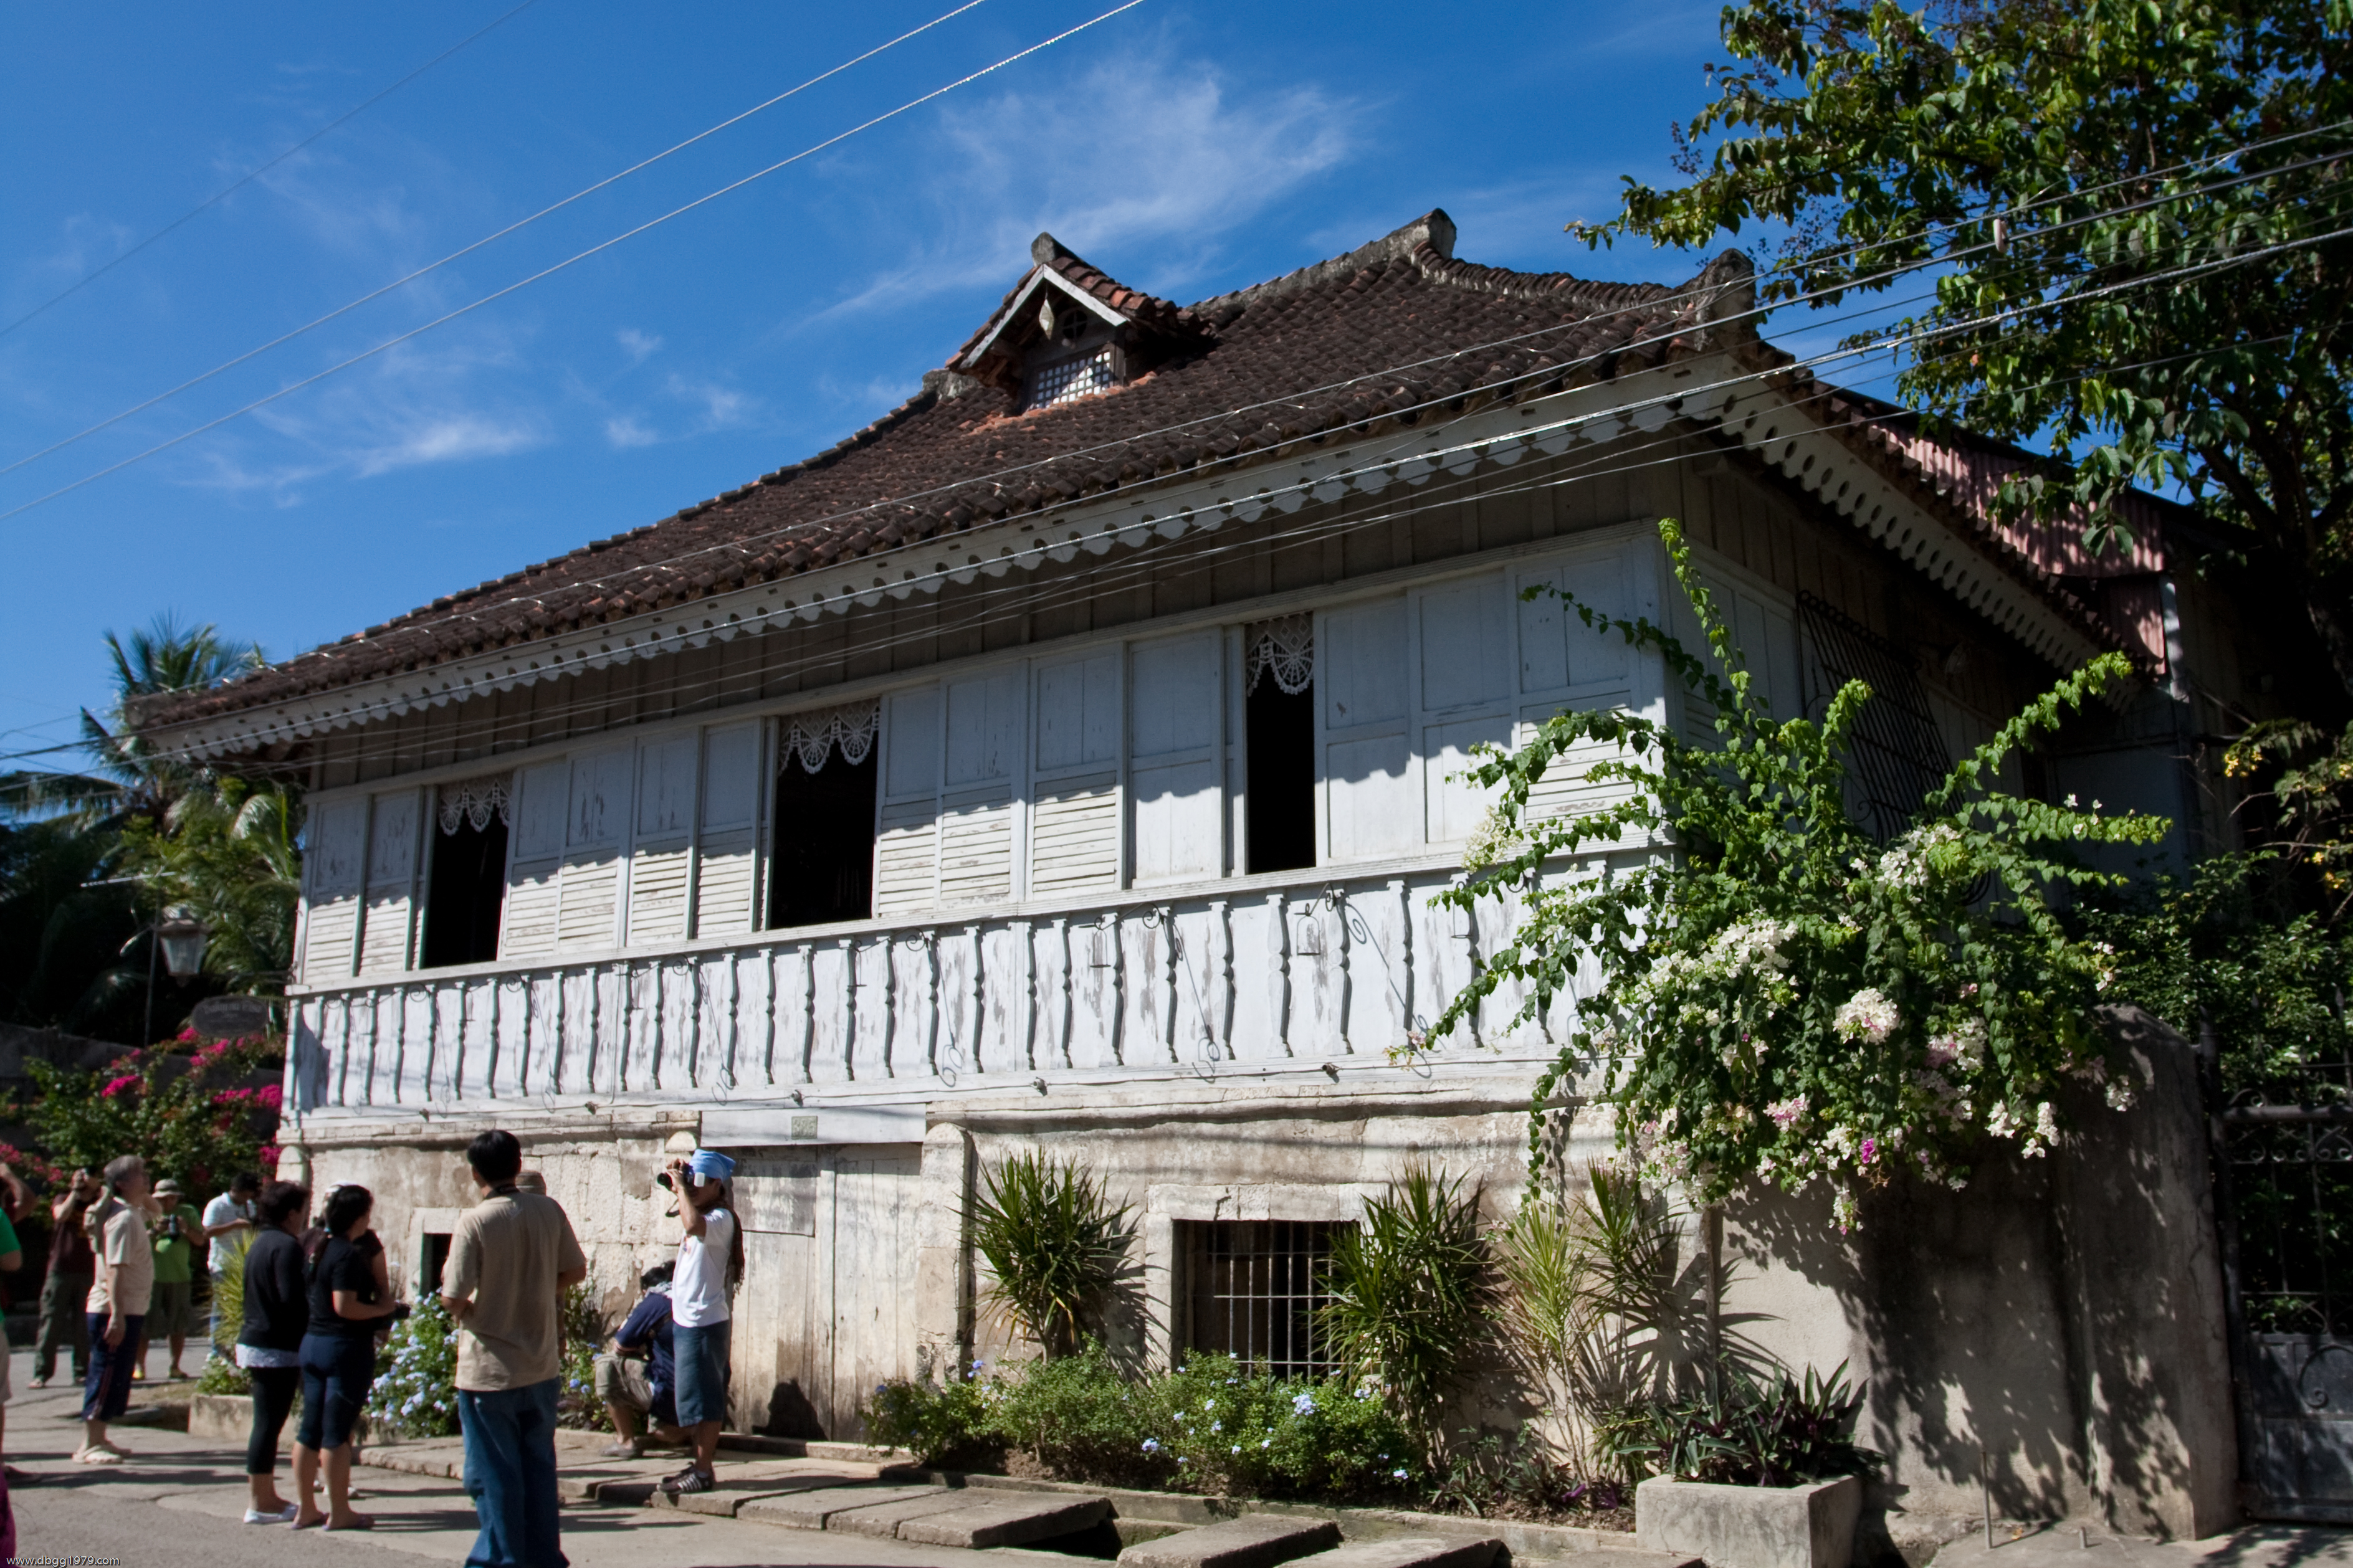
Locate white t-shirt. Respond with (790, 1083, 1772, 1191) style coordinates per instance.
(671, 1208, 734, 1328)
(203, 1192, 252, 1275)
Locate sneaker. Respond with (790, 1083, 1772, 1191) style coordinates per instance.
(662, 1468, 717, 1496)
(244, 1506, 300, 1525)
(599, 1439, 642, 1460)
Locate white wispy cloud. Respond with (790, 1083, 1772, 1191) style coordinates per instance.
(604, 414, 658, 449)
(813, 51, 1359, 323)
(616, 327, 662, 364)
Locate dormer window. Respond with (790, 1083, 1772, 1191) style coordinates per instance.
(1028, 346, 1118, 410)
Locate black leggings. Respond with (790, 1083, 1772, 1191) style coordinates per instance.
(247, 1366, 301, 1475)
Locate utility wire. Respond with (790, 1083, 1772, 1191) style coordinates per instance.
(0, 0, 1141, 523)
(0, 0, 996, 478)
(54, 289, 2311, 773)
(0, 0, 546, 341)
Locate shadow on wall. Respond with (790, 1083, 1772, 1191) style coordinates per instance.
(1724, 1007, 2235, 1545)
(763, 1380, 826, 1440)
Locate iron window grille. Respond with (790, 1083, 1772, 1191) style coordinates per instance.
(1181, 1219, 1344, 1377)
(1027, 347, 1117, 411)
(2222, 1057, 2353, 1336)
(1797, 592, 1953, 842)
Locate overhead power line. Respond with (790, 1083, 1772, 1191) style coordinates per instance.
(0, 0, 546, 341)
(0, 0, 996, 480)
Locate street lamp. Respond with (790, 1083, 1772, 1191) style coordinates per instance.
(156, 906, 210, 979)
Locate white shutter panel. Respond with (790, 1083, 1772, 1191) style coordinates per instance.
(558, 748, 631, 949)
(499, 760, 569, 959)
(1320, 598, 1414, 862)
(1669, 561, 1799, 743)
(874, 687, 943, 917)
(300, 799, 366, 984)
(1515, 541, 1651, 834)
(357, 790, 422, 974)
(1129, 630, 1224, 884)
(695, 721, 764, 937)
(1414, 574, 1512, 846)
(940, 668, 1022, 907)
(1029, 650, 1121, 896)
(626, 733, 699, 944)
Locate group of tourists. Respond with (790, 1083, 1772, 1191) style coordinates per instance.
(6, 1133, 740, 1565)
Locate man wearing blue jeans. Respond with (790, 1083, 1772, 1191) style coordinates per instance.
(442, 1130, 586, 1568)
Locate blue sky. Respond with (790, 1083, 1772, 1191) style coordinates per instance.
(2, 0, 1790, 770)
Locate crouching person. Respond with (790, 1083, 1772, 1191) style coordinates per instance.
(594, 1263, 684, 1459)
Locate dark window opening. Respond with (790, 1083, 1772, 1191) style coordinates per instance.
(768, 750, 877, 928)
(1182, 1219, 1342, 1377)
(1246, 679, 1316, 873)
(419, 1232, 452, 1298)
(422, 817, 507, 968)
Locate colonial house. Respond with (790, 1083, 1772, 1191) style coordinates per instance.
(142, 211, 2270, 1539)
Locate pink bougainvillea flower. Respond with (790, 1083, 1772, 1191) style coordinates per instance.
(100, 1075, 138, 1099)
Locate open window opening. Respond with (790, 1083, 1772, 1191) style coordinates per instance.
(1244, 615, 1317, 874)
(1181, 1219, 1342, 1377)
(422, 776, 509, 967)
(768, 703, 881, 929)
(419, 1232, 452, 1298)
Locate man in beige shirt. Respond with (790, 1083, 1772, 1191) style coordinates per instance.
(441, 1129, 585, 1568)
(77, 1154, 155, 1465)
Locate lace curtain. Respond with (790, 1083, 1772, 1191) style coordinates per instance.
(784, 698, 880, 772)
(437, 773, 512, 835)
(1246, 614, 1314, 695)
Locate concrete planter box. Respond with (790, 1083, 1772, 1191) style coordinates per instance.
(1635, 1475, 1861, 1568)
(190, 1389, 367, 1448)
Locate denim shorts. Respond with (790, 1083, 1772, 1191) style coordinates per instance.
(671, 1319, 730, 1428)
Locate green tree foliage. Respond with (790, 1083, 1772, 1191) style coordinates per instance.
(1316, 1167, 1493, 1427)
(1573, 0, 2353, 690)
(119, 775, 301, 991)
(22, 1036, 281, 1190)
(964, 1152, 1134, 1357)
(0, 812, 142, 1034)
(1433, 522, 2167, 1228)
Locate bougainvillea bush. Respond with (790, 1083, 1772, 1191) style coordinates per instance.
(18, 1032, 282, 1190)
(1435, 520, 2169, 1228)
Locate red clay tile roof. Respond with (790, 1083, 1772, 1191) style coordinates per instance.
(141, 209, 2125, 734)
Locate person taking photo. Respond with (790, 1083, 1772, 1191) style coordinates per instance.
(659, 1149, 740, 1498)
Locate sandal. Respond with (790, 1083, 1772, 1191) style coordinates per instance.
(74, 1447, 123, 1466)
(323, 1513, 376, 1531)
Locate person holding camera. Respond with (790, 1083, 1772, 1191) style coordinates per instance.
(659, 1148, 741, 1498)
(31, 1167, 101, 1390)
(137, 1179, 196, 1381)
(294, 1184, 402, 1530)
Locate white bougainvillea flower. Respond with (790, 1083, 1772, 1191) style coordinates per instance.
(1835, 988, 1901, 1043)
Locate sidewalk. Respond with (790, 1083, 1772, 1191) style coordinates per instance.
(1933, 1525, 2353, 1568)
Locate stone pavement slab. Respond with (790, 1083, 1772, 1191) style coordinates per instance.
(895, 1492, 1114, 1549)
(738, 1481, 951, 1530)
(828, 1488, 1003, 1539)
(1308, 1535, 1505, 1568)
(1119, 1513, 1345, 1568)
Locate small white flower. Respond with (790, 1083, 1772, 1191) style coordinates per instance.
(1835, 988, 1901, 1045)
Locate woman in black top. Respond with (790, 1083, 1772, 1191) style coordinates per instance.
(294, 1185, 400, 1531)
(236, 1181, 309, 1523)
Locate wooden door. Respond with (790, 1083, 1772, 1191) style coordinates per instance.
(825, 1149, 921, 1438)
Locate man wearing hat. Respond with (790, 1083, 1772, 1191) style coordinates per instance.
(659, 1148, 739, 1498)
(140, 1179, 196, 1381)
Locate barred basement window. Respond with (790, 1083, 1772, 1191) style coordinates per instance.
(1181, 1219, 1342, 1377)
(1027, 346, 1117, 410)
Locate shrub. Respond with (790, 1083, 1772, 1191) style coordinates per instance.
(864, 1344, 1420, 1501)
(556, 1282, 606, 1430)
(1434, 520, 2169, 1229)
(966, 1153, 1133, 1357)
(19, 1034, 283, 1192)
(370, 1296, 461, 1438)
(195, 1356, 251, 1397)
(1595, 1364, 1879, 1487)
(862, 1367, 998, 1466)
(1317, 1167, 1491, 1427)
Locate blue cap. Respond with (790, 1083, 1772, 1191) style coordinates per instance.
(687, 1148, 737, 1182)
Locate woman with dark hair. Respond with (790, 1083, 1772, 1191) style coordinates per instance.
(236, 1181, 309, 1524)
(294, 1185, 401, 1530)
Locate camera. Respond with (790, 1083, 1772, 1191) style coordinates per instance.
(656, 1171, 675, 1191)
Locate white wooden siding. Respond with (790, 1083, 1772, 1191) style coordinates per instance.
(875, 687, 944, 918)
(1320, 597, 1415, 862)
(300, 798, 368, 984)
(626, 733, 698, 944)
(1129, 630, 1224, 885)
(1031, 649, 1122, 895)
(357, 789, 422, 975)
(499, 760, 569, 960)
(695, 721, 765, 937)
(558, 748, 631, 950)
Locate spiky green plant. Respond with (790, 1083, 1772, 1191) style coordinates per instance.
(1316, 1167, 1491, 1428)
(965, 1152, 1133, 1357)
